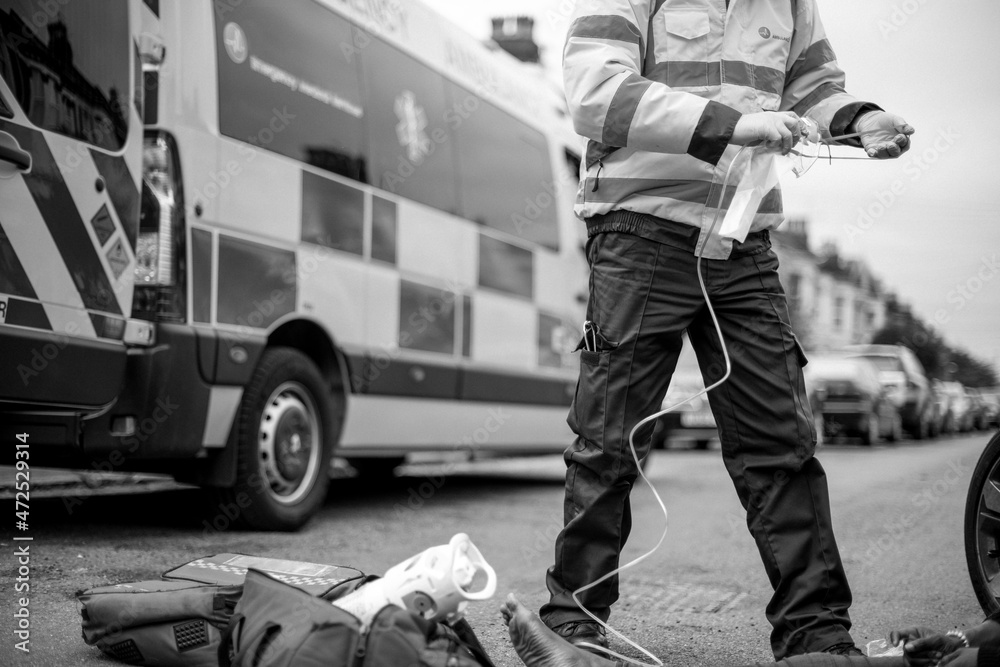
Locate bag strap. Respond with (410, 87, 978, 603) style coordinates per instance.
(252, 623, 283, 665)
(448, 619, 497, 667)
(225, 619, 283, 667)
(218, 613, 244, 667)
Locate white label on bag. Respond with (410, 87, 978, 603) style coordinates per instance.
(224, 555, 336, 577)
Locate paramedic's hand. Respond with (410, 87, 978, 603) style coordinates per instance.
(902, 633, 967, 666)
(854, 110, 914, 159)
(889, 627, 941, 646)
(938, 648, 978, 667)
(731, 111, 802, 155)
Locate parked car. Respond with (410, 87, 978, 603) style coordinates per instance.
(930, 379, 955, 436)
(968, 388, 992, 431)
(651, 343, 717, 450)
(982, 393, 1000, 429)
(942, 382, 975, 433)
(844, 345, 934, 439)
(804, 354, 901, 445)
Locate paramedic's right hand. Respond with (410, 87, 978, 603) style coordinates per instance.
(731, 111, 802, 155)
(889, 627, 940, 646)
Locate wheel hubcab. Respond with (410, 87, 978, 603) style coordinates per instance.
(258, 382, 320, 505)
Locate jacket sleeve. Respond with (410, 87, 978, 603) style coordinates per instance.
(781, 0, 880, 146)
(563, 0, 741, 166)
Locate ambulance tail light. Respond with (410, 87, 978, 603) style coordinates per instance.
(134, 132, 186, 322)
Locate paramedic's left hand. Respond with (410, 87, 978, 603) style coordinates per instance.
(937, 647, 978, 667)
(854, 110, 914, 159)
(903, 634, 967, 666)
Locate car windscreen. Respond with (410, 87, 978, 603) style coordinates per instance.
(860, 355, 902, 372)
(807, 359, 861, 379)
(0, 0, 130, 150)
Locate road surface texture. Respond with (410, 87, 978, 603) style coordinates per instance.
(0, 432, 992, 665)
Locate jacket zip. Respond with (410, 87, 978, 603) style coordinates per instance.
(591, 159, 604, 192)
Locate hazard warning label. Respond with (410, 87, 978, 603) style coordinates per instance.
(91, 205, 115, 247)
(106, 239, 129, 280)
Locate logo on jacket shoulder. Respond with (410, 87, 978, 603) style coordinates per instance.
(759, 26, 791, 42)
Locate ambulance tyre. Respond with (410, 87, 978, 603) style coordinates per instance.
(220, 347, 334, 531)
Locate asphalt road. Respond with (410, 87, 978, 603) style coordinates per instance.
(1, 432, 994, 666)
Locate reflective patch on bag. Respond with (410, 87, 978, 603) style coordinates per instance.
(107, 638, 144, 663)
(174, 619, 210, 652)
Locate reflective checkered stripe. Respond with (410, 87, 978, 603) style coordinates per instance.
(0, 4, 145, 342)
(181, 558, 351, 588)
(564, 0, 868, 258)
(190, 160, 585, 448)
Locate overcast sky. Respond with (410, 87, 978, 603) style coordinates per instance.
(421, 0, 1000, 370)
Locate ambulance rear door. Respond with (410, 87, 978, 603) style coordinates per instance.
(0, 0, 143, 413)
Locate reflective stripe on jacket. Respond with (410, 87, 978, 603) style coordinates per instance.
(564, 0, 875, 258)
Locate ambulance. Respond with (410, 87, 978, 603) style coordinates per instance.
(0, 0, 587, 529)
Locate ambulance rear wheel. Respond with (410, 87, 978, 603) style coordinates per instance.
(220, 347, 334, 531)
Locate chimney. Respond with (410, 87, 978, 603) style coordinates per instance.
(490, 16, 540, 64)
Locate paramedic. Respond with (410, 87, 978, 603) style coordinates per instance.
(541, 0, 914, 660)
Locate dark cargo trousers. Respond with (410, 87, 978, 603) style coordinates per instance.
(541, 226, 855, 659)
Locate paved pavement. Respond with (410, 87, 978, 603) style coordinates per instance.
(0, 468, 187, 499)
(0, 431, 994, 665)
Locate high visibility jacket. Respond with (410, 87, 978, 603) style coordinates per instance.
(564, 0, 876, 258)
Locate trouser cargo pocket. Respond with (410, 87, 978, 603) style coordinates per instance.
(568, 330, 618, 451)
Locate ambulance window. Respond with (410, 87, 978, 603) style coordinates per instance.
(399, 280, 456, 355)
(449, 87, 559, 251)
(217, 236, 296, 329)
(360, 37, 459, 215)
(478, 235, 533, 299)
(371, 195, 397, 265)
(0, 0, 130, 150)
(301, 171, 365, 256)
(216, 0, 366, 181)
(461, 295, 472, 358)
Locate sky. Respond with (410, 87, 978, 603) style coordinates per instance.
(421, 0, 1000, 369)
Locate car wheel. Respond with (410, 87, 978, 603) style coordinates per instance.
(929, 415, 941, 439)
(649, 418, 670, 450)
(860, 413, 879, 446)
(913, 411, 930, 440)
(886, 412, 903, 443)
(693, 439, 711, 451)
(813, 412, 826, 448)
(965, 431, 1000, 615)
(214, 347, 334, 531)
